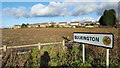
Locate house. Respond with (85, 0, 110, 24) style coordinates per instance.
(27, 24, 33, 28)
(70, 22, 81, 28)
(27, 23, 40, 28)
(84, 21, 92, 26)
(40, 23, 49, 28)
(85, 21, 100, 28)
(58, 22, 68, 27)
(49, 22, 57, 27)
(81, 23, 86, 27)
(27, 23, 49, 28)
(13, 25, 21, 29)
(94, 22, 100, 25)
(64, 23, 71, 28)
(94, 22, 100, 28)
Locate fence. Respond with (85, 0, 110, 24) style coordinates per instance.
(0, 40, 68, 52)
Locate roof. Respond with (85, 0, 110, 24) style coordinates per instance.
(50, 22, 56, 24)
(40, 23, 49, 25)
(14, 25, 21, 26)
(84, 21, 92, 23)
(27, 24, 32, 25)
(59, 22, 67, 24)
(33, 23, 41, 25)
(70, 22, 79, 23)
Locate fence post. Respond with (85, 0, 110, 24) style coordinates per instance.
(63, 40, 65, 46)
(67, 36, 69, 39)
(3, 45, 7, 52)
(38, 43, 41, 49)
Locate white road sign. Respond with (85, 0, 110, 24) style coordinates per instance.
(74, 32, 114, 49)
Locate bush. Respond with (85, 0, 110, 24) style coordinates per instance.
(24, 45, 119, 67)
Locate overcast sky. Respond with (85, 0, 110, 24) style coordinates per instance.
(1, 0, 119, 28)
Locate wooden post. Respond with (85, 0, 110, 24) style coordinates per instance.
(3, 45, 7, 52)
(63, 40, 65, 46)
(38, 43, 41, 49)
(67, 36, 69, 39)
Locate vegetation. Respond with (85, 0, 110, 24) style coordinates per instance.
(21, 23, 29, 28)
(14, 45, 120, 67)
(2, 45, 119, 67)
(85, 24, 90, 26)
(99, 9, 116, 26)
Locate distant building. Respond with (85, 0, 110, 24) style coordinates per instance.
(85, 21, 100, 28)
(13, 21, 100, 29)
(64, 23, 71, 28)
(95, 22, 100, 25)
(58, 22, 68, 27)
(13, 25, 21, 29)
(94, 21, 100, 28)
(84, 21, 92, 26)
(70, 22, 81, 28)
(40, 23, 49, 28)
(81, 23, 86, 27)
(27, 24, 40, 28)
(27, 24, 32, 28)
(49, 22, 57, 27)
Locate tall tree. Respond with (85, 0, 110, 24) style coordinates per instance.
(99, 9, 116, 26)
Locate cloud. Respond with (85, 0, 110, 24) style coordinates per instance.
(30, 2, 117, 17)
(70, 2, 117, 16)
(71, 17, 97, 22)
(96, 2, 118, 15)
(3, 7, 30, 18)
(3, 2, 118, 18)
(30, 2, 68, 17)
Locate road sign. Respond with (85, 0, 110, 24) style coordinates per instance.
(74, 32, 114, 49)
(73, 32, 114, 67)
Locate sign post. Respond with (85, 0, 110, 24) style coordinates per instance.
(106, 49, 109, 67)
(83, 44, 85, 63)
(73, 32, 114, 67)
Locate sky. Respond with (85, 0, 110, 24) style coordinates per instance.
(1, 0, 119, 28)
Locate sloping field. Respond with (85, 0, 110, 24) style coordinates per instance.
(2, 28, 119, 55)
(2, 28, 118, 46)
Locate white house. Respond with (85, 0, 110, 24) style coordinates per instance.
(70, 22, 81, 28)
(27, 23, 40, 28)
(84, 21, 92, 25)
(58, 22, 68, 27)
(13, 25, 21, 29)
(40, 23, 49, 27)
(49, 22, 57, 27)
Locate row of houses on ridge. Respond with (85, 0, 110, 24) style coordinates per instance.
(13, 21, 100, 29)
